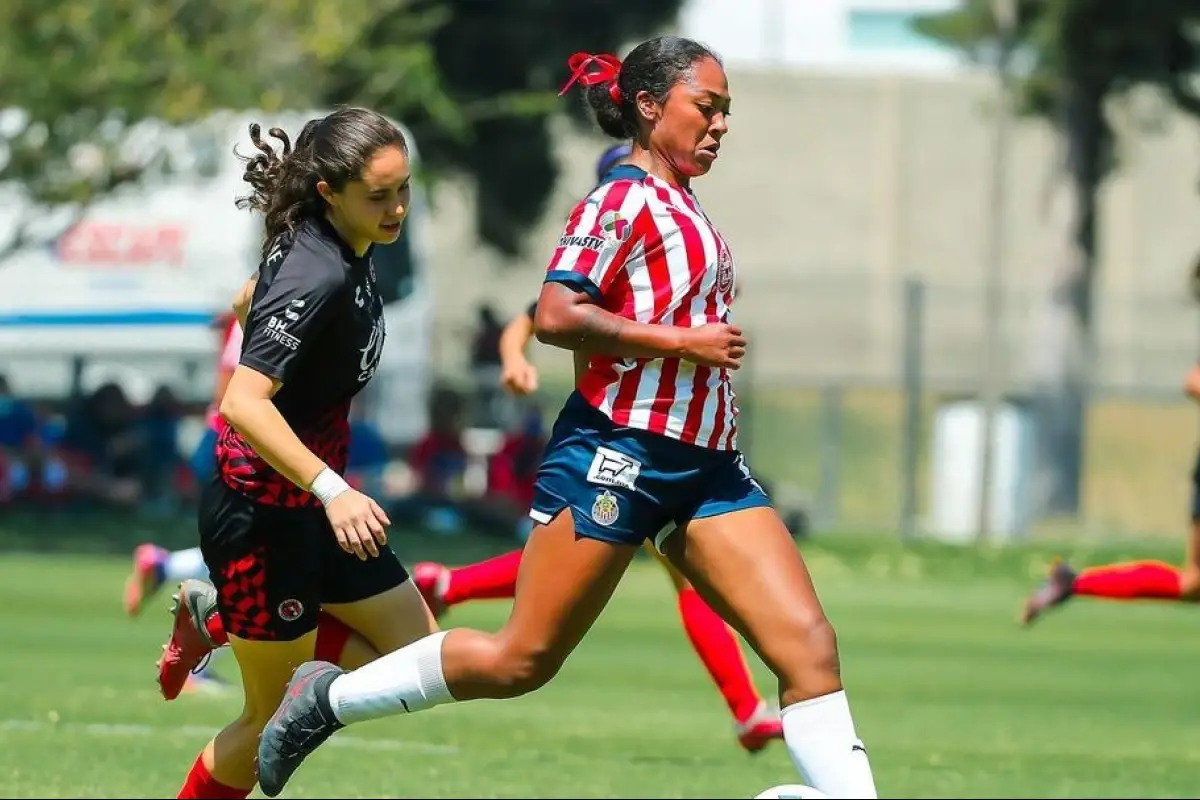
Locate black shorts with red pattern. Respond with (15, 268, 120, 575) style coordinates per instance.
(197, 473, 409, 641)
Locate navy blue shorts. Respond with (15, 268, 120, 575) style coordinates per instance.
(529, 392, 771, 548)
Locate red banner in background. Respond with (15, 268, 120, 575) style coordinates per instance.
(55, 222, 187, 268)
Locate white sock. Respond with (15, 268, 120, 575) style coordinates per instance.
(164, 547, 208, 583)
(781, 690, 878, 799)
(327, 630, 455, 724)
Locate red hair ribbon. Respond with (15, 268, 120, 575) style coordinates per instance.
(559, 52, 623, 104)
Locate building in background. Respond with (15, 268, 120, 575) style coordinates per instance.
(677, 0, 964, 74)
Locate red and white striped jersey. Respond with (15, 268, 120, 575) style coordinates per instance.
(205, 318, 244, 429)
(219, 319, 244, 372)
(544, 167, 740, 451)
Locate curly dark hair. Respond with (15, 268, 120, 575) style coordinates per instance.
(234, 107, 407, 258)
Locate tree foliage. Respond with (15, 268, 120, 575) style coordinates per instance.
(916, 0, 1200, 173)
(915, 0, 1200, 516)
(0, 0, 685, 256)
(326, 0, 685, 256)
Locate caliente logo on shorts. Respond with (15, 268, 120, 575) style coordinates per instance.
(277, 598, 305, 622)
(591, 490, 620, 527)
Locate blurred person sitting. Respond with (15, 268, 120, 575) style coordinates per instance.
(347, 414, 391, 499)
(391, 386, 528, 539)
(138, 384, 186, 513)
(60, 381, 147, 508)
(486, 405, 546, 516)
(407, 385, 470, 499)
(0, 374, 67, 505)
(468, 302, 510, 428)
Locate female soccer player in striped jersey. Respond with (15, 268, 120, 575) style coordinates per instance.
(412, 139, 782, 752)
(257, 37, 879, 799)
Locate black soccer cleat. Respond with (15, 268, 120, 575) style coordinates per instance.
(257, 660, 345, 797)
(1020, 558, 1077, 626)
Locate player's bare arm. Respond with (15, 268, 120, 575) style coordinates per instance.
(232, 275, 258, 329)
(219, 368, 328, 492)
(1185, 363, 1200, 403)
(533, 282, 746, 370)
(499, 307, 536, 361)
(498, 306, 540, 396)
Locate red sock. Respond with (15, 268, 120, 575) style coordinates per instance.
(677, 588, 761, 723)
(1072, 560, 1182, 600)
(315, 612, 353, 663)
(204, 612, 228, 647)
(176, 753, 251, 799)
(205, 610, 350, 664)
(443, 549, 523, 606)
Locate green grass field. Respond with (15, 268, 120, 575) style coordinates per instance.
(1, 535, 1198, 798)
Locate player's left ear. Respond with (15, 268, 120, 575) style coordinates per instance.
(635, 89, 662, 126)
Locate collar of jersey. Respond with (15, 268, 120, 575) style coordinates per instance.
(597, 163, 647, 186)
(596, 163, 693, 198)
(312, 214, 372, 265)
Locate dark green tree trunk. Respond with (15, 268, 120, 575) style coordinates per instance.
(1030, 77, 1105, 518)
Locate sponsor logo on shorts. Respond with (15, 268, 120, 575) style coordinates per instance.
(586, 446, 641, 490)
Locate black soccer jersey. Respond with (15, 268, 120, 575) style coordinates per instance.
(217, 216, 386, 507)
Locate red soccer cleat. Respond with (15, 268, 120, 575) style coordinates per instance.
(156, 579, 220, 701)
(412, 561, 450, 620)
(736, 701, 785, 753)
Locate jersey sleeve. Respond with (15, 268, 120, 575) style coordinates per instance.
(239, 253, 345, 383)
(544, 179, 646, 304)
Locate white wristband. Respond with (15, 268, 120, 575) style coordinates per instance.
(310, 467, 351, 506)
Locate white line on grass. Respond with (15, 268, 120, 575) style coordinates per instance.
(0, 717, 461, 755)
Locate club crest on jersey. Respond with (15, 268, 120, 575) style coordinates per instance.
(717, 247, 734, 294)
(599, 210, 631, 244)
(591, 490, 620, 527)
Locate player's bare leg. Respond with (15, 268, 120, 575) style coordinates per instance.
(176, 632, 317, 798)
(645, 542, 783, 751)
(411, 550, 524, 620)
(158, 580, 387, 700)
(663, 506, 878, 799)
(256, 510, 637, 797)
(1021, 520, 1200, 625)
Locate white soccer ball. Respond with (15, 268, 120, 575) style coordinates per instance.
(753, 785, 830, 800)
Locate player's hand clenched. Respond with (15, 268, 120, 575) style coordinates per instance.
(324, 489, 391, 560)
(500, 357, 540, 396)
(680, 323, 746, 370)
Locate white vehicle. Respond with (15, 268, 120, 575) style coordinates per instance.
(0, 109, 432, 445)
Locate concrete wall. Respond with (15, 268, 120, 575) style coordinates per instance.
(428, 70, 1200, 392)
